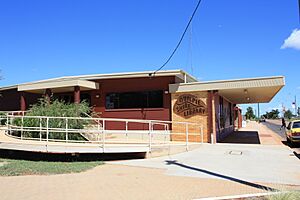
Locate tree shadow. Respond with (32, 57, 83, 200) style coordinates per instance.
(165, 160, 277, 191)
(281, 141, 300, 148)
(281, 141, 300, 160)
(0, 149, 146, 162)
(220, 131, 261, 144)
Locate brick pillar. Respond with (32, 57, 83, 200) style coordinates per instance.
(211, 91, 218, 144)
(20, 92, 26, 111)
(207, 91, 213, 143)
(233, 107, 236, 131)
(74, 86, 80, 104)
(45, 88, 52, 103)
(207, 91, 217, 144)
(238, 109, 242, 129)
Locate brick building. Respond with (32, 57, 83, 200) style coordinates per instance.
(0, 70, 285, 143)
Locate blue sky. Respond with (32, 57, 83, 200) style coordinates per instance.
(0, 0, 299, 115)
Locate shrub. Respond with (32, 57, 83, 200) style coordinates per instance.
(267, 191, 300, 200)
(0, 112, 7, 125)
(12, 98, 93, 141)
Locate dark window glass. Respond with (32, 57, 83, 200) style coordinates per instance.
(55, 94, 73, 103)
(219, 96, 224, 119)
(80, 93, 91, 106)
(229, 103, 233, 125)
(292, 122, 300, 128)
(106, 90, 163, 109)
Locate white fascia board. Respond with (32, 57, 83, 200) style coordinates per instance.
(169, 76, 285, 93)
(18, 80, 99, 92)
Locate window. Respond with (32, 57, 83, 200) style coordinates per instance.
(229, 103, 233, 125)
(80, 93, 91, 106)
(292, 121, 300, 129)
(219, 96, 224, 118)
(55, 93, 91, 106)
(105, 90, 163, 109)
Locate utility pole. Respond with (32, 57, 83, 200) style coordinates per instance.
(295, 95, 297, 116)
(258, 103, 260, 119)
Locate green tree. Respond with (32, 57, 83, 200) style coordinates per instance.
(245, 107, 256, 120)
(284, 109, 293, 119)
(262, 109, 280, 119)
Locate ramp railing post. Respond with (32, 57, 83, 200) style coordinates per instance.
(201, 126, 204, 144)
(125, 121, 128, 141)
(9, 115, 12, 135)
(46, 117, 49, 151)
(185, 123, 189, 151)
(21, 115, 24, 140)
(97, 119, 100, 142)
(39, 118, 42, 141)
(6, 114, 9, 134)
(164, 124, 167, 143)
(65, 118, 68, 143)
(102, 119, 105, 150)
(148, 121, 152, 152)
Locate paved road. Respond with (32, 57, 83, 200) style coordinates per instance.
(262, 119, 300, 155)
(262, 120, 286, 138)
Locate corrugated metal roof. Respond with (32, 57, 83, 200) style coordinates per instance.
(0, 69, 197, 91)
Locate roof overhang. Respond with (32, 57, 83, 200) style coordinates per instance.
(0, 69, 198, 92)
(18, 79, 99, 94)
(169, 76, 285, 104)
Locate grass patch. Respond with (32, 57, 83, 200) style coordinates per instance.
(266, 191, 300, 200)
(0, 158, 103, 176)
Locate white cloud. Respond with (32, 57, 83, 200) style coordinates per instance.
(281, 29, 300, 50)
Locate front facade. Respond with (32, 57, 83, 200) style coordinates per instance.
(0, 70, 285, 143)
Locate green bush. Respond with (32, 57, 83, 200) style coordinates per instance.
(0, 112, 7, 125)
(12, 98, 93, 141)
(267, 191, 300, 200)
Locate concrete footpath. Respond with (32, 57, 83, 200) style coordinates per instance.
(221, 121, 283, 145)
(111, 121, 300, 186)
(110, 143, 300, 185)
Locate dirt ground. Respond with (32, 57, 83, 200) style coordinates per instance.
(0, 164, 299, 200)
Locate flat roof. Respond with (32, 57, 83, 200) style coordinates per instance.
(169, 76, 285, 104)
(18, 79, 100, 94)
(0, 69, 197, 92)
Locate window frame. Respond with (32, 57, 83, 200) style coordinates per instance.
(292, 121, 300, 129)
(105, 90, 164, 110)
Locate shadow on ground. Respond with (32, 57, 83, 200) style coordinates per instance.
(165, 160, 277, 192)
(220, 131, 261, 144)
(281, 141, 300, 160)
(0, 149, 146, 162)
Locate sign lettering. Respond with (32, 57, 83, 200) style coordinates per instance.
(174, 94, 207, 118)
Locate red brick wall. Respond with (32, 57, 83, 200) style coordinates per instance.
(0, 76, 175, 130)
(90, 76, 175, 130)
(0, 89, 41, 111)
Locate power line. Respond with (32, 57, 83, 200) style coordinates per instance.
(149, 0, 202, 77)
(298, 0, 300, 24)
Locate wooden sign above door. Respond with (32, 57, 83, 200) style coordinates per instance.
(173, 94, 207, 118)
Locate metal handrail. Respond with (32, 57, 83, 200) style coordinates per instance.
(4, 114, 204, 152)
(6, 114, 202, 126)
